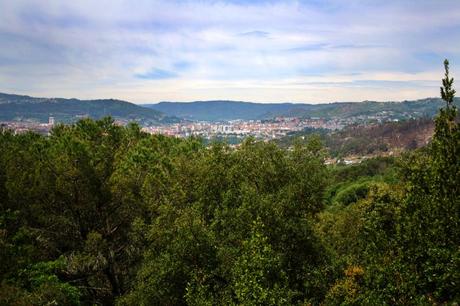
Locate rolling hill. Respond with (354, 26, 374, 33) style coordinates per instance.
(144, 100, 297, 121)
(0, 93, 177, 124)
(145, 98, 460, 122)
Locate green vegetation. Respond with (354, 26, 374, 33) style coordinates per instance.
(279, 118, 435, 157)
(0, 92, 177, 124)
(290, 97, 460, 120)
(146, 97, 460, 122)
(0, 61, 459, 305)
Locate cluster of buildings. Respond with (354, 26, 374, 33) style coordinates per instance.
(141, 109, 417, 140)
(142, 117, 345, 140)
(0, 117, 55, 135)
(1, 110, 417, 141)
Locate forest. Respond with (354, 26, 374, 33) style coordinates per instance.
(0, 61, 459, 305)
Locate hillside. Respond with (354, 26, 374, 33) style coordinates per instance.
(0, 92, 177, 125)
(288, 98, 460, 119)
(144, 100, 297, 121)
(145, 98, 460, 122)
(278, 117, 436, 157)
(325, 118, 435, 156)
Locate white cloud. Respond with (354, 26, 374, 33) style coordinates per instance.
(0, 0, 459, 102)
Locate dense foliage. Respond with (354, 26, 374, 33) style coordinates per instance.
(0, 61, 459, 305)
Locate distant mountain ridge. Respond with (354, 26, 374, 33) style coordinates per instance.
(3, 92, 460, 124)
(145, 100, 298, 121)
(145, 98, 460, 121)
(0, 92, 177, 124)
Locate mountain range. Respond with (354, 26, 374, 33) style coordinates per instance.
(144, 101, 300, 121)
(0, 92, 177, 124)
(146, 98, 460, 122)
(2, 92, 460, 125)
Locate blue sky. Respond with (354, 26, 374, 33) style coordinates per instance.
(1, 0, 460, 103)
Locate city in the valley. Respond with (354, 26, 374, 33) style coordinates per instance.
(1, 111, 405, 140)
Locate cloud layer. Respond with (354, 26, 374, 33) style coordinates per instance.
(1, 0, 460, 103)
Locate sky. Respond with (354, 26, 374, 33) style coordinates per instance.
(1, 0, 460, 103)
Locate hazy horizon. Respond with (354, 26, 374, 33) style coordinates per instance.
(1, 0, 460, 103)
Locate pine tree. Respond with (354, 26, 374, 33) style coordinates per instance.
(399, 59, 460, 302)
(441, 59, 456, 108)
